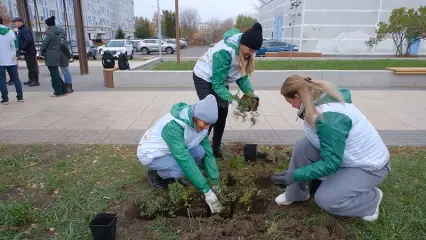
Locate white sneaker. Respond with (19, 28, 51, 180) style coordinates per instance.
(275, 192, 310, 206)
(362, 188, 383, 222)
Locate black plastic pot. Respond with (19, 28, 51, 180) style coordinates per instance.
(309, 179, 323, 195)
(244, 144, 258, 162)
(89, 213, 117, 240)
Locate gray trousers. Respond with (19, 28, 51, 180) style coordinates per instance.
(145, 145, 205, 179)
(286, 137, 391, 217)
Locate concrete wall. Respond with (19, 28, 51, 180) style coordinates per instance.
(113, 70, 426, 88)
(258, 0, 426, 55)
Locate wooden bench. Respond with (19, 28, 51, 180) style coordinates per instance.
(265, 52, 323, 58)
(386, 67, 426, 75)
(103, 67, 119, 88)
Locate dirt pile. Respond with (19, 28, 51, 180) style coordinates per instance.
(180, 215, 264, 240)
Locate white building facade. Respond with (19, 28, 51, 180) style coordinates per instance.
(4, 0, 134, 41)
(257, 0, 426, 55)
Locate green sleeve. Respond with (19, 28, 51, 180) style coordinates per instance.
(236, 75, 254, 95)
(293, 112, 352, 182)
(14, 34, 19, 50)
(161, 120, 211, 193)
(211, 50, 233, 103)
(200, 136, 219, 185)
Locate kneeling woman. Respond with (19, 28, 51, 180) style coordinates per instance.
(272, 75, 390, 222)
(137, 94, 222, 213)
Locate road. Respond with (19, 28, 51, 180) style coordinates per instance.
(133, 46, 208, 59)
(133, 46, 426, 61)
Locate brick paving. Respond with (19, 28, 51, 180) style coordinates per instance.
(1, 129, 426, 146)
(1, 90, 426, 146)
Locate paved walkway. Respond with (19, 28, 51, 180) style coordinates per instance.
(1, 89, 426, 146)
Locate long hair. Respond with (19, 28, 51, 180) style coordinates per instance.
(237, 45, 255, 76)
(280, 75, 344, 126)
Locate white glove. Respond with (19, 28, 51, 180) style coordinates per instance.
(230, 100, 238, 108)
(204, 189, 223, 213)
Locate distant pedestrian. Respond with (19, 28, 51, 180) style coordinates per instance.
(12, 17, 40, 87)
(40, 16, 67, 97)
(58, 27, 73, 93)
(0, 16, 24, 105)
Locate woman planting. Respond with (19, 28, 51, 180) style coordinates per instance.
(272, 75, 390, 222)
(193, 22, 263, 157)
(137, 94, 222, 213)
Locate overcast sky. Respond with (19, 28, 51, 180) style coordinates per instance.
(135, 0, 258, 22)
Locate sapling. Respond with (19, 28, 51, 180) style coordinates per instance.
(239, 188, 255, 211)
(231, 91, 260, 126)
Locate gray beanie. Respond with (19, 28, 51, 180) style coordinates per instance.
(192, 94, 218, 124)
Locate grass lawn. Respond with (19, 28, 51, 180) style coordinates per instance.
(0, 144, 425, 240)
(153, 59, 426, 71)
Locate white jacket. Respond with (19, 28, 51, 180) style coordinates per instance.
(0, 25, 18, 66)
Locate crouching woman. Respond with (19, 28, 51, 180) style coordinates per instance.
(137, 94, 223, 213)
(272, 75, 390, 222)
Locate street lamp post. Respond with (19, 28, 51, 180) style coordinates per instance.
(175, 0, 180, 64)
(157, 0, 162, 62)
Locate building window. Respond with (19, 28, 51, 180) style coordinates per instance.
(50, 10, 55, 16)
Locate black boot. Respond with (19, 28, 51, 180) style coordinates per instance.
(69, 84, 74, 93)
(175, 178, 191, 187)
(28, 81, 40, 87)
(65, 84, 72, 94)
(213, 146, 223, 158)
(23, 80, 32, 85)
(147, 170, 172, 189)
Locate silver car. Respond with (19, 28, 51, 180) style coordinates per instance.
(139, 39, 176, 55)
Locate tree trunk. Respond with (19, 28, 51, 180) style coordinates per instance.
(289, 24, 294, 67)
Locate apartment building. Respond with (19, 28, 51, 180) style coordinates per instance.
(4, 0, 134, 41)
(258, 0, 426, 55)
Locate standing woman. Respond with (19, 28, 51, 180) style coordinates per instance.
(193, 22, 263, 157)
(58, 28, 74, 93)
(40, 16, 67, 97)
(272, 75, 390, 222)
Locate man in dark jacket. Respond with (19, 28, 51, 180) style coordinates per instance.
(40, 16, 67, 96)
(11, 17, 39, 87)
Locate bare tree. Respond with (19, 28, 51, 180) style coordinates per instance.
(180, 7, 201, 43)
(221, 18, 234, 30)
(288, 0, 302, 66)
(0, 0, 11, 25)
(202, 18, 221, 45)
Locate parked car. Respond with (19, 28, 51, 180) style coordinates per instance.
(180, 38, 188, 48)
(139, 39, 176, 55)
(70, 40, 98, 59)
(101, 39, 134, 59)
(167, 38, 188, 49)
(256, 40, 298, 57)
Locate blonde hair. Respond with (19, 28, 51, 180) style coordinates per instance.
(280, 75, 344, 127)
(237, 46, 255, 76)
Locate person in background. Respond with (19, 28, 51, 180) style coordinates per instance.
(137, 94, 223, 214)
(58, 28, 73, 93)
(40, 16, 67, 97)
(192, 22, 263, 158)
(272, 75, 390, 222)
(11, 17, 39, 87)
(0, 16, 24, 104)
